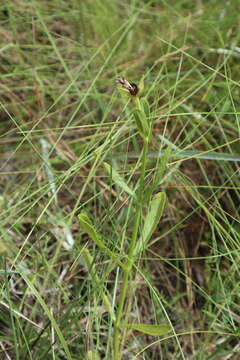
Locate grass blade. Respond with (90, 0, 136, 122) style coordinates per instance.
(120, 323, 171, 336)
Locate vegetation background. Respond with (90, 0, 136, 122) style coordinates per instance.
(0, 0, 240, 359)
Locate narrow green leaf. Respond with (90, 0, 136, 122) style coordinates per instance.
(113, 149, 240, 163)
(78, 212, 99, 242)
(140, 98, 150, 120)
(172, 150, 240, 162)
(120, 323, 171, 336)
(0, 270, 19, 275)
(141, 192, 167, 243)
(103, 162, 135, 198)
(138, 75, 145, 95)
(134, 192, 167, 256)
(133, 108, 149, 139)
(78, 213, 127, 270)
(133, 108, 145, 137)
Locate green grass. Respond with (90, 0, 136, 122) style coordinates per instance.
(1, 0, 240, 359)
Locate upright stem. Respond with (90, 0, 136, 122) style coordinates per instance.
(113, 137, 148, 359)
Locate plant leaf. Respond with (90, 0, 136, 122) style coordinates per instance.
(120, 323, 171, 336)
(113, 149, 240, 163)
(103, 162, 135, 198)
(134, 192, 167, 256)
(78, 212, 99, 242)
(78, 213, 126, 270)
(138, 75, 145, 95)
(0, 270, 19, 275)
(133, 108, 149, 139)
(140, 98, 150, 120)
(172, 150, 240, 162)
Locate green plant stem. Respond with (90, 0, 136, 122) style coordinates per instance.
(113, 136, 148, 359)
